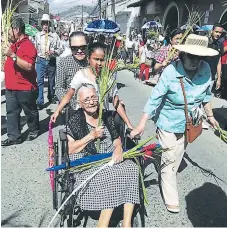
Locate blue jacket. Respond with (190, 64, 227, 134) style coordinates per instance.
(143, 60, 212, 133)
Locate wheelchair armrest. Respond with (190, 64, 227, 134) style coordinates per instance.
(59, 129, 67, 142)
(126, 128, 141, 140)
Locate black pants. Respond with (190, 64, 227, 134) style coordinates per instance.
(127, 48, 133, 64)
(5, 89, 39, 140)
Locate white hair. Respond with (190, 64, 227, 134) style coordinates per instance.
(76, 83, 98, 102)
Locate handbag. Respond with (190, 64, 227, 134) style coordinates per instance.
(180, 78, 202, 143)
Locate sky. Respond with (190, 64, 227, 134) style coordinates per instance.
(49, 0, 96, 13)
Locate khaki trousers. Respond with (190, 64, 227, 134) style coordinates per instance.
(157, 129, 186, 206)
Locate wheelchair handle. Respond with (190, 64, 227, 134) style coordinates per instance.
(126, 128, 141, 140)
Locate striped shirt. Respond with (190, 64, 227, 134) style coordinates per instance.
(35, 31, 61, 58)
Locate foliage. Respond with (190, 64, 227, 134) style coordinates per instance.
(147, 30, 158, 39)
(1, 0, 24, 70)
(92, 41, 139, 151)
(166, 6, 204, 62)
(217, 127, 227, 143)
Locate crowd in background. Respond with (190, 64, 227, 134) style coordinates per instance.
(1, 14, 227, 147)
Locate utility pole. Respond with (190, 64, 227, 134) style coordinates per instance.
(111, 0, 115, 22)
(98, 0, 102, 19)
(81, 5, 84, 29)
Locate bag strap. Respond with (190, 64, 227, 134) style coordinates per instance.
(179, 78, 190, 123)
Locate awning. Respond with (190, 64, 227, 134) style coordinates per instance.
(127, 0, 151, 8)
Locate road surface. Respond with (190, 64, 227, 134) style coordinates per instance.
(1, 70, 227, 227)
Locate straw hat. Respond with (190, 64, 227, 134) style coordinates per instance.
(41, 14, 50, 21)
(173, 34, 218, 56)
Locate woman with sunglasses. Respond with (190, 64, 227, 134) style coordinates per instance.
(131, 34, 219, 213)
(55, 31, 88, 111)
(52, 42, 134, 129)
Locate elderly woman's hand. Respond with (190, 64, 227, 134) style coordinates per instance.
(208, 117, 219, 129)
(130, 125, 144, 139)
(90, 126, 104, 139)
(112, 145, 123, 164)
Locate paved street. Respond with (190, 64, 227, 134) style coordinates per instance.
(1, 70, 227, 227)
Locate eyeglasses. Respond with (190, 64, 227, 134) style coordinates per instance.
(82, 96, 99, 105)
(70, 45, 87, 53)
(63, 34, 68, 37)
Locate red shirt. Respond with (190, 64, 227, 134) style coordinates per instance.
(115, 40, 121, 48)
(4, 36, 38, 90)
(221, 40, 227, 65)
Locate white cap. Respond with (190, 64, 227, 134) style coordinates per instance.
(41, 14, 50, 21)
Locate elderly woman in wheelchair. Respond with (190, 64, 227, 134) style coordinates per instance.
(66, 83, 140, 228)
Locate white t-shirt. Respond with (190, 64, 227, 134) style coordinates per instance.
(126, 40, 134, 49)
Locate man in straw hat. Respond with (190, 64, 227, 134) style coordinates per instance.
(35, 14, 61, 110)
(131, 34, 219, 213)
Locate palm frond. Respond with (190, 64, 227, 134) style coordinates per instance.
(167, 6, 204, 61)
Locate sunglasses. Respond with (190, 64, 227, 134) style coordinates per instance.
(63, 34, 68, 37)
(70, 45, 87, 52)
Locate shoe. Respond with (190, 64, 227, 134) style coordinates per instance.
(37, 104, 44, 110)
(1, 138, 22, 147)
(166, 205, 180, 213)
(202, 122, 210, 129)
(26, 132, 39, 141)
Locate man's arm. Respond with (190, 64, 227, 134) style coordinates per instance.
(14, 55, 33, 71)
(216, 57, 222, 90)
(4, 43, 36, 72)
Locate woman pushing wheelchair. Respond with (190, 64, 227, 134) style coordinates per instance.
(66, 83, 140, 227)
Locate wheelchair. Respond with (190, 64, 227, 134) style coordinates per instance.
(52, 108, 147, 227)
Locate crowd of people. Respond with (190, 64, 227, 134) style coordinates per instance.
(1, 13, 227, 227)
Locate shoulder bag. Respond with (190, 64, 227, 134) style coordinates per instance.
(180, 78, 203, 143)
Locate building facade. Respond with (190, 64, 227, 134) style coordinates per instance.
(128, 0, 227, 32)
(105, 0, 141, 36)
(2, 0, 49, 27)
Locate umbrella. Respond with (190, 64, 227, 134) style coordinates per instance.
(197, 25, 213, 31)
(142, 21, 163, 29)
(48, 121, 55, 191)
(180, 24, 200, 30)
(84, 19, 120, 33)
(25, 24, 38, 36)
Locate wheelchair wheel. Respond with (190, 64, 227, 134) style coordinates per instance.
(53, 141, 59, 210)
(132, 204, 145, 227)
(53, 137, 66, 211)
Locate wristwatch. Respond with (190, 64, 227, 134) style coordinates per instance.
(11, 54, 17, 62)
